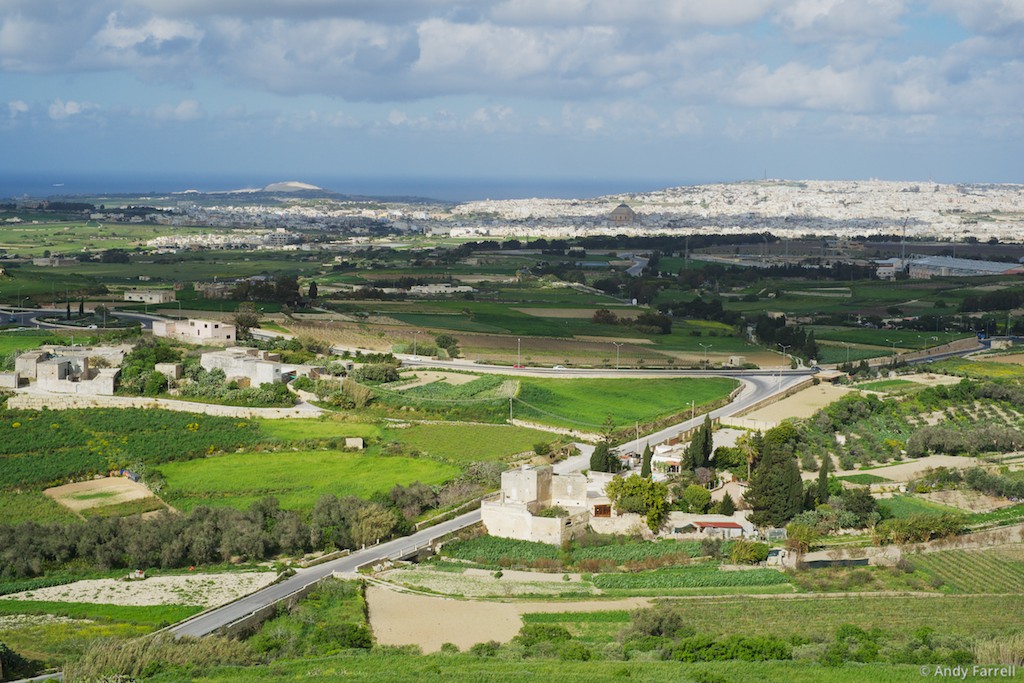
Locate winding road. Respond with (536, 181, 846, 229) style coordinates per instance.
(167, 366, 811, 639)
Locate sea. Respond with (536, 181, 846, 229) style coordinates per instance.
(0, 172, 685, 204)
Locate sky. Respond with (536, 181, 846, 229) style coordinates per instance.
(2, 0, 1024, 196)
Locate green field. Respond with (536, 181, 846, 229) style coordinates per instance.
(857, 379, 920, 392)
(808, 326, 967, 350)
(0, 330, 60, 355)
(927, 358, 1024, 380)
(145, 656, 985, 683)
(159, 449, 460, 512)
(877, 495, 965, 519)
(0, 599, 202, 671)
(257, 419, 384, 442)
(911, 547, 1024, 594)
(388, 423, 557, 465)
(0, 490, 80, 525)
(513, 376, 738, 429)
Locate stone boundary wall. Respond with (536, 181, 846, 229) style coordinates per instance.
(7, 392, 322, 419)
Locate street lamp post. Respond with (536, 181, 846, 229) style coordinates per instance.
(841, 341, 851, 364)
(690, 399, 695, 422)
(517, 337, 521, 367)
(413, 330, 421, 357)
(777, 343, 791, 391)
(612, 341, 623, 370)
(885, 338, 899, 358)
(698, 343, 712, 368)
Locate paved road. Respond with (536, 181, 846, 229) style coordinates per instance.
(168, 369, 806, 638)
(169, 508, 483, 638)
(0, 307, 161, 331)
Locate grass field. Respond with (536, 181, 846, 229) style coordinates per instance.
(159, 449, 460, 512)
(927, 358, 1024, 380)
(257, 419, 384, 442)
(0, 599, 202, 671)
(808, 326, 968, 350)
(0, 330, 59, 355)
(877, 495, 965, 518)
(147, 656, 979, 683)
(388, 423, 557, 465)
(527, 594, 1024, 642)
(0, 490, 80, 525)
(857, 379, 920, 392)
(513, 376, 738, 429)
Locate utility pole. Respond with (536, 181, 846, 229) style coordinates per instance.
(612, 341, 623, 370)
(690, 399, 695, 422)
(509, 396, 513, 423)
(517, 337, 521, 367)
(413, 330, 421, 357)
(699, 343, 712, 368)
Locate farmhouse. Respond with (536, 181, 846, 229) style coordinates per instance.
(13, 346, 128, 395)
(199, 347, 322, 387)
(123, 289, 175, 304)
(481, 466, 590, 545)
(152, 318, 236, 345)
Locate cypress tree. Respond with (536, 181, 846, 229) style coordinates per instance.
(716, 492, 736, 516)
(590, 442, 612, 473)
(745, 449, 803, 528)
(816, 454, 831, 506)
(640, 443, 652, 478)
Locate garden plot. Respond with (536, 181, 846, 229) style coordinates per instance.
(44, 477, 165, 516)
(802, 454, 977, 483)
(375, 566, 598, 598)
(391, 371, 479, 391)
(0, 571, 276, 608)
(919, 489, 1016, 513)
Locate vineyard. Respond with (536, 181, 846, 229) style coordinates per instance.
(910, 547, 1024, 594)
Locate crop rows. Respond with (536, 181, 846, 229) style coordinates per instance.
(0, 409, 263, 490)
(440, 536, 561, 565)
(591, 566, 791, 590)
(911, 549, 1024, 594)
(574, 540, 702, 563)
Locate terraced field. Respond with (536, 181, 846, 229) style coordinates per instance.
(911, 546, 1024, 593)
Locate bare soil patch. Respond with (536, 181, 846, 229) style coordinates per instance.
(919, 489, 1015, 513)
(0, 572, 277, 608)
(392, 371, 478, 391)
(45, 477, 157, 514)
(744, 383, 850, 423)
(900, 373, 965, 386)
(366, 585, 649, 653)
(574, 335, 654, 345)
(805, 454, 977, 482)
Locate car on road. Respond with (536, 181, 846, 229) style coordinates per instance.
(553, 365, 566, 370)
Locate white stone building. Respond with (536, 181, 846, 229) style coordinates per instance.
(152, 318, 236, 345)
(123, 289, 176, 304)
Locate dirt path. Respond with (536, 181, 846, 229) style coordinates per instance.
(366, 585, 649, 652)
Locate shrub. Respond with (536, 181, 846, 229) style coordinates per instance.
(729, 540, 770, 565)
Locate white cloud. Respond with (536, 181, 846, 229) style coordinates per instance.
(730, 62, 881, 112)
(153, 99, 202, 121)
(776, 0, 908, 40)
(7, 100, 29, 118)
(48, 99, 96, 120)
